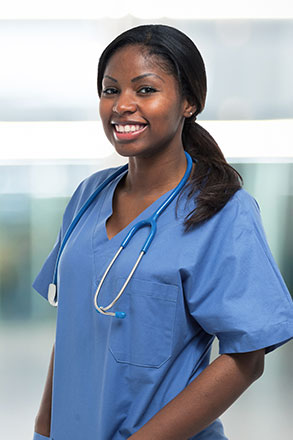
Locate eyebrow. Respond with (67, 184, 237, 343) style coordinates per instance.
(103, 73, 165, 83)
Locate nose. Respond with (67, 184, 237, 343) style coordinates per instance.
(112, 91, 137, 115)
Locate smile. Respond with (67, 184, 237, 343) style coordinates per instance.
(112, 123, 148, 140)
(114, 124, 147, 133)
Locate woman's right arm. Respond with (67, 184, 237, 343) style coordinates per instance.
(34, 344, 54, 437)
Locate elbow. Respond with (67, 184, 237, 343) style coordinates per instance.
(255, 358, 265, 380)
(249, 349, 265, 382)
(229, 348, 265, 384)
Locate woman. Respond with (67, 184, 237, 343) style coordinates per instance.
(33, 24, 293, 439)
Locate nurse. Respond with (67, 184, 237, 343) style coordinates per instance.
(33, 24, 293, 440)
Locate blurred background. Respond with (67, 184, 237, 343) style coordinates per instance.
(0, 1, 292, 439)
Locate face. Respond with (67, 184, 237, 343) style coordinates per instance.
(99, 45, 192, 159)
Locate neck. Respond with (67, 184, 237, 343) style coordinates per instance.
(124, 149, 188, 197)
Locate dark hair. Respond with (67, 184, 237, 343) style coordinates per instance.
(97, 24, 242, 229)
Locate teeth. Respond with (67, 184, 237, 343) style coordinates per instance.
(115, 124, 145, 133)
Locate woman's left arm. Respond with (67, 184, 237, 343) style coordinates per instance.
(129, 349, 265, 440)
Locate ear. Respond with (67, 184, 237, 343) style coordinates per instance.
(182, 100, 197, 118)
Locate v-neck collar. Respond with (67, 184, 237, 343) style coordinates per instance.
(100, 169, 175, 246)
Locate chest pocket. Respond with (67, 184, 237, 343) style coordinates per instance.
(109, 277, 178, 368)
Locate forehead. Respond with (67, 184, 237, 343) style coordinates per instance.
(103, 45, 174, 80)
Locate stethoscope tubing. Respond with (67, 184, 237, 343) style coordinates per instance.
(48, 152, 193, 312)
(52, 164, 128, 286)
(94, 151, 193, 317)
(48, 164, 128, 306)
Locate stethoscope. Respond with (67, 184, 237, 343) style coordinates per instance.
(48, 151, 193, 318)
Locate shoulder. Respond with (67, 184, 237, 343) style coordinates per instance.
(61, 165, 125, 230)
(185, 188, 264, 249)
(204, 188, 272, 261)
(233, 188, 260, 217)
(182, 187, 260, 233)
(179, 188, 263, 255)
(74, 166, 123, 201)
(213, 188, 261, 230)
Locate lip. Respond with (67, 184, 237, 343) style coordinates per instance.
(112, 123, 148, 141)
(111, 119, 147, 125)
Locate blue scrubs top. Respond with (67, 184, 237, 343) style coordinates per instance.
(33, 166, 293, 440)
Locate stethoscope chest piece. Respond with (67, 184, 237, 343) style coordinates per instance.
(48, 283, 58, 307)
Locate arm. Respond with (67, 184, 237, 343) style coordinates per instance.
(34, 344, 55, 437)
(130, 349, 265, 440)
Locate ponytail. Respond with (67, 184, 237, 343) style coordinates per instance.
(96, 23, 243, 229)
(182, 119, 243, 230)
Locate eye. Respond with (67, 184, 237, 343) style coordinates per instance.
(102, 87, 118, 95)
(138, 86, 157, 95)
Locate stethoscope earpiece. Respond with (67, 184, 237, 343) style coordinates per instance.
(48, 283, 58, 307)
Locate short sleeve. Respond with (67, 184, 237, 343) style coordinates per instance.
(32, 167, 120, 302)
(32, 180, 83, 301)
(185, 190, 293, 355)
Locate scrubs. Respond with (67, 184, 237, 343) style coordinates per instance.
(33, 166, 293, 440)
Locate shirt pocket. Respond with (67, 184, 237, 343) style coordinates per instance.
(109, 277, 178, 368)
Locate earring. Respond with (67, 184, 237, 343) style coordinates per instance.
(190, 111, 193, 115)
